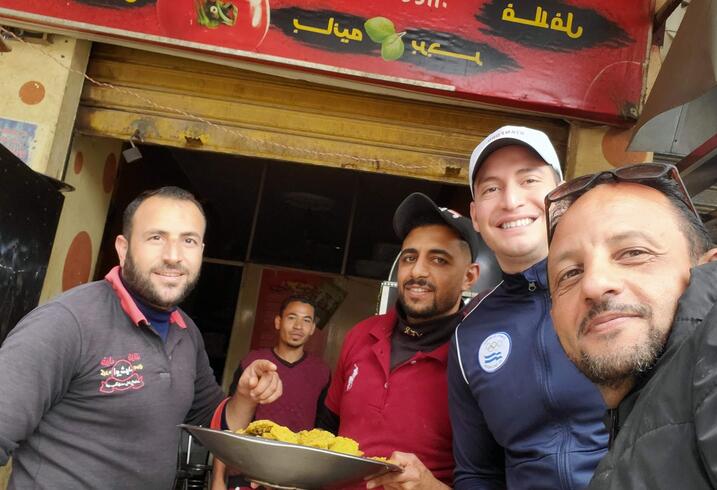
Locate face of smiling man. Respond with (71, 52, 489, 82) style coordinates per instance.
(470, 145, 559, 274)
(396, 224, 477, 323)
(115, 195, 205, 310)
(548, 183, 697, 406)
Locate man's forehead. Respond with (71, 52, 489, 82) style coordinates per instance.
(284, 301, 314, 313)
(132, 196, 206, 236)
(476, 149, 549, 182)
(567, 181, 671, 217)
(133, 196, 205, 225)
(401, 224, 462, 249)
(551, 182, 677, 249)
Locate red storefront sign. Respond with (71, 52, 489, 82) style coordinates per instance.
(0, 1, 651, 124)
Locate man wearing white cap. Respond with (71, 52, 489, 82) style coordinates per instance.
(447, 126, 608, 489)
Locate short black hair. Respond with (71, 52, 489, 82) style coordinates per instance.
(122, 186, 205, 238)
(278, 294, 317, 321)
(648, 177, 713, 260)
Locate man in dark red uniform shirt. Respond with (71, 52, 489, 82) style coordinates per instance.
(317, 193, 480, 490)
(213, 295, 330, 490)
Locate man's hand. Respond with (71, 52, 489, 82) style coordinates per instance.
(365, 452, 449, 490)
(225, 359, 282, 430)
(236, 359, 283, 404)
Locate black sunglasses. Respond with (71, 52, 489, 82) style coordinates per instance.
(545, 163, 699, 243)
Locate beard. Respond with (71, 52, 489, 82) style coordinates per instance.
(398, 278, 458, 321)
(571, 300, 667, 389)
(122, 251, 199, 310)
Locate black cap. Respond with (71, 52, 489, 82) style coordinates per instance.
(393, 193, 480, 262)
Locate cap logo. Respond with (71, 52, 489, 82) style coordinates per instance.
(439, 207, 462, 219)
(485, 128, 526, 145)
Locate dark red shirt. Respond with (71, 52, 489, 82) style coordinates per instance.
(240, 348, 330, 432)
(325, 308, 454, 488)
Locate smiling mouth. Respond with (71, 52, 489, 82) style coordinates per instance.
(583, 313, 641, 336)
(500, 217, 535, 229)
(153, 271, 184, 279)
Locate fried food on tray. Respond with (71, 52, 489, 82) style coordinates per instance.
(235, 420, 364, 456)
(239, 420, 299, 444)
(328, 436, 361, 456)
(238, 419, 276, 436)
(297, 428, 334, 450)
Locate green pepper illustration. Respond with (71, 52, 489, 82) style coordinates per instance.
(364, 16, 405, 61)
(381, 33, 405, 61)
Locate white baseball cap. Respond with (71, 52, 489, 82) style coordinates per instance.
(468, 125, 563, 197)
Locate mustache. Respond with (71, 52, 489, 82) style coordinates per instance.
(578, 300, 652, 336)
(152, 264, 189, 275)
(402, 278, 435, 291)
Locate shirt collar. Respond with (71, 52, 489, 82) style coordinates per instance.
(104, 265, 187, 329)
(369, 307, 450, 363)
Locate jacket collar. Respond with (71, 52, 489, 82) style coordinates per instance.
(654, 260, 717, 364)
(501, 257, 550, 292)
(105, 265, 187, 329)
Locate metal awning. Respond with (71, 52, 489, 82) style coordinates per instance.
(628, 0, 717, 226)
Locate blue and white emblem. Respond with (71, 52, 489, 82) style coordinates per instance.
(478, 332, 511, 373)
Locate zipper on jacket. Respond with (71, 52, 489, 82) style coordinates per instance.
(536, 289, 571, 490)
(608, 409, 619, 450)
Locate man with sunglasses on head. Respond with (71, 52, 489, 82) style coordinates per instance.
(546, 163, 717, 489)
(448, 126, 608, 489)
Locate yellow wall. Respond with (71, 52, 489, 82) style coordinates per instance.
(39, 135, 122, 304)
(0, 35, 89, 178)
(566, 123, 652, 178)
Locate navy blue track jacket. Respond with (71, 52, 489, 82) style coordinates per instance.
(448, 259, 608, 489)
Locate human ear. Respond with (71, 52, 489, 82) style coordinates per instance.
(698, 247, 717, 265)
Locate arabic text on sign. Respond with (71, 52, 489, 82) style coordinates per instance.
(501, 3, 583, 39)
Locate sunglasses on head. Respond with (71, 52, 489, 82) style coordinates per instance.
(544, 163, 699, 243)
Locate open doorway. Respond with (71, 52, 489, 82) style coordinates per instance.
(94, 143, 474, 382)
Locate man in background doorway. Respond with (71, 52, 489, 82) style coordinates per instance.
(212, 294, 330, 490)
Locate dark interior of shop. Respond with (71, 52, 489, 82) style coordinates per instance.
(93, 143, 473, 381)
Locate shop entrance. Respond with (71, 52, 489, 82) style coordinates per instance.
(94, 143, 474, 387)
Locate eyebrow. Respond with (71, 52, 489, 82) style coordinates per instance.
(400, 248, 453, 257)
(478, 167, 547, 184)
(143, 229, 202, 239)
(550, 230, 662, 265)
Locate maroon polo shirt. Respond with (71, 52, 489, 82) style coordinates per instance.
(325, 308, 454, 488)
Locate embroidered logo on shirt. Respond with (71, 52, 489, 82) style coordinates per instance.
(346, 363, 359, 391)
(99, 352, 145, 393)
(478, 332, 511, 373)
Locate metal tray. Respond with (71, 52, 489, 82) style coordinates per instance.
(180, 425, 401, 490)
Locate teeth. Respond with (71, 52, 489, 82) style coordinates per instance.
(501, 218, 534, 229)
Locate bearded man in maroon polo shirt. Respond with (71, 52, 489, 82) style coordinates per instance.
(315, 193, 480, 490)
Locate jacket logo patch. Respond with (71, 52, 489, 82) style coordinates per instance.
(478, 332, 511, 373)
(99, 353, 145, 393)
(346, 363, 359, 392)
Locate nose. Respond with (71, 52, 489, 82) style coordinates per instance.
(500, 182, 524, 210)
(410, 255, 430, 279)
(162, 238, 182, 264)
(580, 259, 623, 305)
